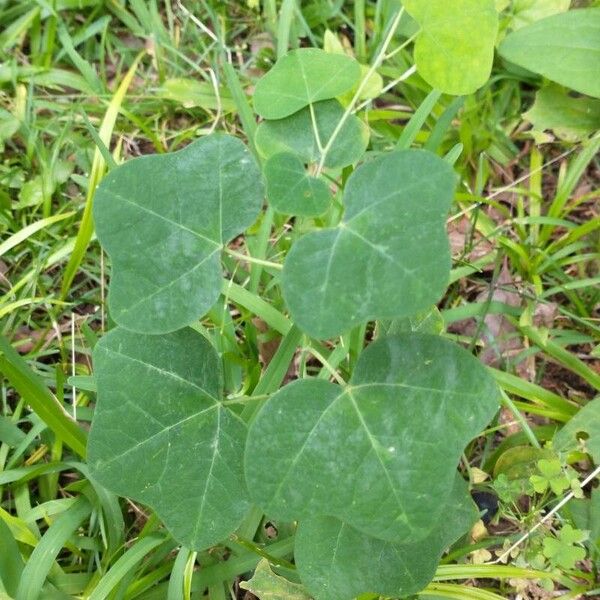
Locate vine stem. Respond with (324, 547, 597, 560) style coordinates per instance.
(492, 463, 600, 565)
(315, 7, 405, 176)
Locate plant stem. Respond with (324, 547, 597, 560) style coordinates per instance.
(224, 248, 283, 270)
(315, 7, 405, 176)
(500, 390, 540, 449)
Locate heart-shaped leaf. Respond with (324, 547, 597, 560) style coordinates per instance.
(264, 153, 330, 216)
(245, 334, 499, 542)
(402, 0, 498, 95)
(88, 327, 250, 550)
(282, 149, 455, 340)
(253, 48, 361, 119)
(255, 99, 369, 170)
(498, 8, 600, 98)
(94, 134, 263, 334)
(295, 475, 478, 600)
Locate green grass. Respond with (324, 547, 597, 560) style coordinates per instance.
(1, 1, 599, 599)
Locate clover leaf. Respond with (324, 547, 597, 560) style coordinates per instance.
(88, 327, 250, 550)
(94, 134, 263, 334)
(542, 525, 588, 570)
(282, 149, 456, 340)
(245, 334, 499, 543)
(530, 458, 570, 495)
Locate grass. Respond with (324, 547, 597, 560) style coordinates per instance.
(1, 1, 599, 599)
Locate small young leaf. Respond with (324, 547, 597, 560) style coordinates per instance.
(253, 48, 361, 119)
(94, 134, 263, 334)
(264, 153, 330, 216)
(282, 149, 455, 340)
(294, 475, 478, 600)
(88, 327, 250, 550)
(245, 334, 499, 543)
(255, 99, 369, 170)
(402, 0, 499, 95)
(499, 9, 600, 98)
(240, 559, 311, 600)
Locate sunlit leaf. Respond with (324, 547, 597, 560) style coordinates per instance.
(507, 0, 570, 31)
(253, 48, 361, 119)
(282, 149, 455, 340)
(88, 327, 250, 550)
(245, 334, 499, 542)
(94, 134, 263, 334)
(402, 0, 499, 95)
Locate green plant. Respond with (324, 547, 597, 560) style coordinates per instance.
(2, 1, 600, 598)
(83, 6, 510, 592)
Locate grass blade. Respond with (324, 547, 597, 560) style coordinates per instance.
(15, 496, 91, 600)
(0, 212, 74, 258)
(0, 336, 87, 458)
(87, 534, 166, 600)
(60, 52, 144, 299)
(0, 517, 24, 597)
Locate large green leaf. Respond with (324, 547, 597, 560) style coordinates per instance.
(402, 0, 498, 95)
(245, 334, 499, 542)
(255, 99, 369, 170)
(264, 153, 331, 216)
(554, 398, 600, 463)
(253, 48, 361, 119)
(94, 134, 263, 334)
(282, 149, 455, 340)
(499, 9, 600, 98)
(295, 475, 478, 600)
(88, 327, 250, 550)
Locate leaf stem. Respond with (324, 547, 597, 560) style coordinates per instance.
(500, 389, 541, 449)
(315, 7, 405, 176)
(224, 248, 283, 270)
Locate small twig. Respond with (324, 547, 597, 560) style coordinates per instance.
(355, 65, 417, 113)
(315, 8, 405, 176)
